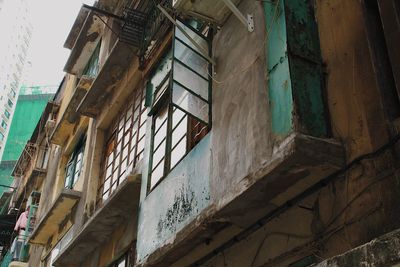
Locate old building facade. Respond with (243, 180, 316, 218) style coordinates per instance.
(2, 0, 400, 266)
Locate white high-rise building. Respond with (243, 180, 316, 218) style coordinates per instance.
(0, 0, 33, 158)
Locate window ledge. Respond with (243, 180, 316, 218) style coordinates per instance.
(53, 173, 141, 266)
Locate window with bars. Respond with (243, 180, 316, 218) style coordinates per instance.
(64, 138, 85, 189)
(97, 87, 147, 205)
(148, 20, 212, 191)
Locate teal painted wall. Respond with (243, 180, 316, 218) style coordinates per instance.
(265, 0, 294, 136)
(264, 0, 328, 137)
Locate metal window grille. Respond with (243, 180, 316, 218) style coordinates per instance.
(97, 87, 147, 205)
(148, 20, 213, 191)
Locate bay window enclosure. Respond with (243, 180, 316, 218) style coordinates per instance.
(97, 87, 147, 204)
(64, 138, 85, 189)
(148, 20, 212, 190)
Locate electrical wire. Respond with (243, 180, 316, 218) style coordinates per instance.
(190, 134, 400, 266)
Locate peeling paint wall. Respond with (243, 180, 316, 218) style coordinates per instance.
(137, 135, 211, 261)
(170, 0, 400, 266)
(136, 0, 331, 263)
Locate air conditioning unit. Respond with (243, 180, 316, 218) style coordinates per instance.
(172, 0, 253, 32)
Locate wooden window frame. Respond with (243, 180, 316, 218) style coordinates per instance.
(97, 87, 147, 206)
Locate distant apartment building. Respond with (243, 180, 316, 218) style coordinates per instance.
(0, 85, 56, 200)
(0, 0, 33, 158)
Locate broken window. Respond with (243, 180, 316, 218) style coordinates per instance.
(97, 87, 147, 205)
(64, 138, 85, 189)
(148, 20, 212, 191)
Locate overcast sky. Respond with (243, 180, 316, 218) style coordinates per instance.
(24, 0, 95, 87)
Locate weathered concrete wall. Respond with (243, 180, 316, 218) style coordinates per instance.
(169, 0, 400, 266)
(137, 135, 211, 262)
(83, 214, 136, 267)
(177, 150, 400, 267)
(36, 145, 62, 220)
(136, 0, 337, 263)
(316, 0, 390, 160)
(209, 0, 271, 207)
(314, 228, 400, 267)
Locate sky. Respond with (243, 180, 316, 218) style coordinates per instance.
(24, 0, 95, 87)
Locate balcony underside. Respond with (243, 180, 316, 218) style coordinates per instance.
(29, 189, 81, 245)
(64, 6, 90, 49)
(53, 173, 141, 266)
(137, 133, 344, 266)
(77, 39, 139, 118)
(64, 11, 104, 75)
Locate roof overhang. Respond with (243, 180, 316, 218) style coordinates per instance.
(64, 6, 90, 49)
(64, 11, 105, 75)
(76, 39, 139, 117)
(29, 188, 81, 245)
(51, 76, 94, 145)
(53, 173, 141, 266)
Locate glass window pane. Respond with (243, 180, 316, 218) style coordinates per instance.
(104, 177, 111, 193)
(172, 82, 209, 124)
(137, 137, 145, 155)
(103, 190, 110, 201)
(153, 140, 166, 166)
(118, 259, 126, 267)
(171, 139, 186, 169)
(172, 118, 187, 148)
(174, 39, 209, 79)
(175, 21, 208, 56)
(151, 160, 164, 189)
(173, 61, 208, 101)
